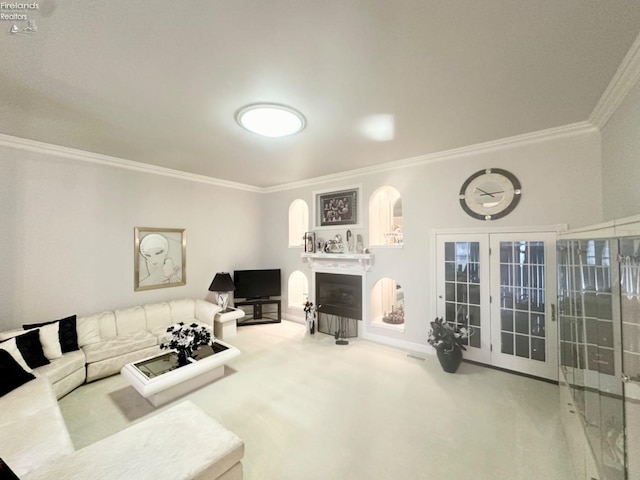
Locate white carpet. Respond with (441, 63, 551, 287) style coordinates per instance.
(59, 320, 574, 479)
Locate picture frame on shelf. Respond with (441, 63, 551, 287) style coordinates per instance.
(313, 185, 362, 229)
(304, 232, 316, 253)
(134, 227, 186, 291)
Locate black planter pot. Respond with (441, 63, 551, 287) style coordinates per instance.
(436, 346, 463, 373)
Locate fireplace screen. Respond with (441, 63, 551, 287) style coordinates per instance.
(316, 273, 361, 339)
(315, 273, 362, 320)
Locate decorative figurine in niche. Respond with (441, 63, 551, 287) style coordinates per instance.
(382, 305, 405, 324)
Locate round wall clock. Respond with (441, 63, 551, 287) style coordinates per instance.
(459, 168, 521, 220)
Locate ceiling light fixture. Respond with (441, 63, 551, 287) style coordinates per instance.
(236, 103, 306, 138)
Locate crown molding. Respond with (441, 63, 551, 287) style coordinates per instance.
(589, 31, 640, 129)
(1, 120, 597, 195)
(264, 121, 597, 193)
(0, 133, 262, 193)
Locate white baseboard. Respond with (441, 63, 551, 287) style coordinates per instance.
(361, 331, 434, 357)
(281, 314, 305, 324)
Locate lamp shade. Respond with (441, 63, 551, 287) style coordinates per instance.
(208, 272, 235, 292)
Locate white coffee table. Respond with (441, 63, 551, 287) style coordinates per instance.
(121, 340, 240, 406)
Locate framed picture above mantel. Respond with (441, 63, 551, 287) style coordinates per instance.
(313, 185, 362, 229)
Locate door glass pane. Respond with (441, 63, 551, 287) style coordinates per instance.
(468, 305, 481, 326)
(531, 314, 545, 337)
(501, 310, 513, 332)
(499, 241, 546, 361)
(501, 332, 514, 355)
(443, 241, 480, 349)
(531, 337, 545, 361)
(515, 334, 529, 358)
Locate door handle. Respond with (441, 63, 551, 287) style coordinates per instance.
(622, 372, 640, 384)
(551, 303, 556, 322)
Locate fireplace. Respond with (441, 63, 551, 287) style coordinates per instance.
(315, 273, 362, 339)
(315, 273, 362, 320)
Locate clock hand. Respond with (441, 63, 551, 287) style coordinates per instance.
(483, 190, 504, 196)
(474, 187, 494, 197)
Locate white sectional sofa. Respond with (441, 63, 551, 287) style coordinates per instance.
(0, 377, 244, 479)
(0, 298, 222, 399)
(80, 298, 221, 384)
(0, 377, 75, 477)
(0, 298, 244, 479)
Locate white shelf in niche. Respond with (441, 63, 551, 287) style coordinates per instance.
(371, 319, 405, 332)
(301, 252, 373, 272)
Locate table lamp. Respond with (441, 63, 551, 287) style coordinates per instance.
(208, 272, 236, 311)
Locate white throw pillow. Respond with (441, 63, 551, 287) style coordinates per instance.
(0, 337, 33, 373)
(76, 315, 102, 347)
(33, 323, 63, 360)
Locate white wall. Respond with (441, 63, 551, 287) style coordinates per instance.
(0, 144, 263, 330)
(0, 127, 604, 348)
(601, 79, 640, 221)
(262, 129, 603, 349)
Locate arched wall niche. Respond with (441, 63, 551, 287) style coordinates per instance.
(371, 276, 404, 331)
(287, 270, 309, 309)
(369, 186, 403, 246)
(288, 199, 309, 247)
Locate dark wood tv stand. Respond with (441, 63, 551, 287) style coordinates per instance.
(235, 298, 281, 326)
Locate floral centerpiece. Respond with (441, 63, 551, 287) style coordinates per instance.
(427, 317, 472, 373)
(160, 322, 212, 365)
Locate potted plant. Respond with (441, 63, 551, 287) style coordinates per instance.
(427, 317, 472, 373)
(160, 322, 212, 366)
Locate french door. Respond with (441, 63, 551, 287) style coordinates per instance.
(436, 232, 558, 380)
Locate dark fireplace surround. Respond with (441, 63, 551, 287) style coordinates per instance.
(315, 272, 362, 321)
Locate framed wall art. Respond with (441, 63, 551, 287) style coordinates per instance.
(134, 227, 186, 291)
(313, 185, 362, 229)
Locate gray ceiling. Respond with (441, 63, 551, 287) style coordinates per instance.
(2, 1, 640, 188)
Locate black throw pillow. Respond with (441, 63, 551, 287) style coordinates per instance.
(0, 458, 20, 480)
(24, 314, 79, 353)
(14, 329, 49, 369)
(0, 349, 35, 397)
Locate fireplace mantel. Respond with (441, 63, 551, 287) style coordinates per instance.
(301, 252, 373, 272)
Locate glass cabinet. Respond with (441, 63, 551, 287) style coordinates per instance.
(558, 227, 640, 480)
(618, 238, 640, 480)
(557, 239, 624, 480)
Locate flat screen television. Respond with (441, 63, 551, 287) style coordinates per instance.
(233, 269, 281, 300)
